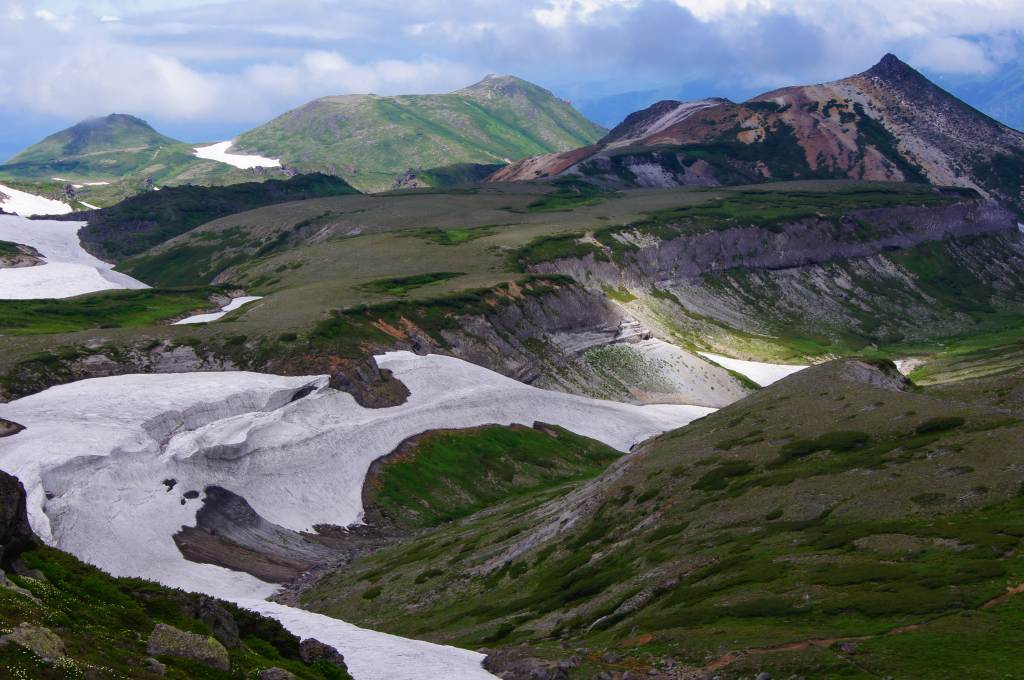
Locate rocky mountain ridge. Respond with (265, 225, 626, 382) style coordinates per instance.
(492, 55, 1024, 214)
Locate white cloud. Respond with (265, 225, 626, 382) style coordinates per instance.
(909, 35, 997, 74)
(2, 0, 1024, 133)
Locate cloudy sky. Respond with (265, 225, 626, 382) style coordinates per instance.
(1, 0, 1022, 158)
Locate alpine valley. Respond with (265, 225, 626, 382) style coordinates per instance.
(0, 49, 1023, 680)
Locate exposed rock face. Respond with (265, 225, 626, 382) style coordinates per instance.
(532, 200, 1016, 286)
(299, 637, 347, 667)
(260, 669, 298, 680)
(525, 200, 1024, 344)
(492, 54, 1024, 213)
(192, 596, 241, 648)
(174, 486, 389, 583)
(0, 242, 44, 268)
(325, 356, 410, 408)
(147, 623, 230, 672)
(0, 340, 239, 403)
(0, 622, 66, 662)
(0, 471, 36, 570)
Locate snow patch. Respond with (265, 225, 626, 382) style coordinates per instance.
(193, 141, 281, 169)
(0, 215, 148, 299)
(698, 351, 807, 386)
(174, 295, 262, 324)
(0, 184, 71, 216)
(78, 201, 99, 210)
(894, 358, 924, 376)
(0, 352, 713, 679)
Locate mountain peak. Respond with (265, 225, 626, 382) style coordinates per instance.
(460, 74, 551, 98)
(862, 53, 921, 82)
(7, 113, 179, 165)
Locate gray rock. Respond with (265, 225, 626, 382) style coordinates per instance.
(260, 669, 298, 680)
(299, 637, 346, 666)
(147, 623, 230, 671)
(145, 657, 166, 675)
(0, 622, 65, 662)
(600, 652, 622, 664)
(193, 596, 240, 648)
(0, 570, 35, 600)
(755, 673, 773, 680)
(0, 471, 36, 570)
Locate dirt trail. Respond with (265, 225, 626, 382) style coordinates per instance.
(692, 580, 1024, 674)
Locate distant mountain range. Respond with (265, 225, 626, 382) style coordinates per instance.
(0, 76, 606, 197)
(493, 54, 1024, 213)
(231, 75, 606, 192)
(577, 59, 1024, 133)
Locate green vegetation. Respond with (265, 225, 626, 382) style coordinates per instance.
(412, 163, 506, 188)
(523, 180, 617, 213)
(369, 425, 621, 528)
(7, 114, 178, 165)
(0, 544, 351, 679)
(0, 288, 219, 335)
(355, 272, 465, 297)
(0, 240, 22, 256)
(517, 233, 607, 266)
(301, 359, 1024, 679)
(232, 76, 605, 192)
(84, 173, 357, 263)
(416, 226, 498, 245)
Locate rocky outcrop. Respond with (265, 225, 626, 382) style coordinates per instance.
(174, 486, 390, 583)
(0, 471, 35, 570)
(147, 623, 230, 671)
(299, 637, 347, 667)
(531, 200, 1017, 287)
(0, 623, 66, 662)
(325, 356, 409, 408)
(0, 242, 44, 268)
(260, 669, 298, 680)
(192, 596, 240, 649)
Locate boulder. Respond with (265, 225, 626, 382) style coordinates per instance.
(0, 622, 65, 662)
(192, 596, 240, 648)
(260, 669, 298, 680)
(145, 657, 166, 675)
(0, 471, 36, 570)
(147, 623, 230, 671)
(299, 637, 346, 666)
(0, 570, 36, 600)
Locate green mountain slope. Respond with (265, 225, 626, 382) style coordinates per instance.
(7, 114, 178, 164)
(0, 114, 269, 207)
(232, 75, 606, 191)
(302, 359, 1024, 679)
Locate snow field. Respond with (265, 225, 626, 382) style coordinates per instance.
(698, 351, 807, 386)
(174, 295, 263, 324)
(193, 141, 281, 169)
(0, 183, 71, 216)
(0, 352, 715, 679)
(0, 215, 148, 298)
